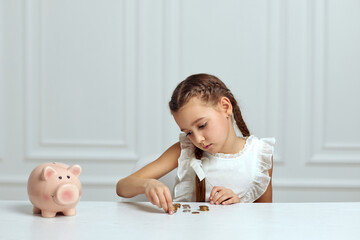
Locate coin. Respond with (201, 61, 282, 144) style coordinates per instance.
(183, 210, 191, 212)
(199, 205, 209, 211)
(173, 203, 181, 208)
(192, 211, 200, 214)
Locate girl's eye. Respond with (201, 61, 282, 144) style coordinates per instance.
(199, 123, 207, 129)
(186, 131, 192, 137)
(58, 176, 62, 180)
(67, 175, 70, 179)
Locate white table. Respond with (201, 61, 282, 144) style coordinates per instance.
(0, 200, 359, 240)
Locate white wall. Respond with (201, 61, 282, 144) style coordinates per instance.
(1, 0, 359, 202)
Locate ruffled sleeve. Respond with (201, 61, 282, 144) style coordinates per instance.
(172, 133, 197, 202)
(239, 137, 275, 203)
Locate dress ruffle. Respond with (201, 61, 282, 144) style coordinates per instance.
(177, 133, 195, 181)
(173, 133, 197, 202)
(239, 137, 275, 203)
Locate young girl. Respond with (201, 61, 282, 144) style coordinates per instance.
(116, 73, 275, 214)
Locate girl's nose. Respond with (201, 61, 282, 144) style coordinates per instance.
(194, 133, 205, 145)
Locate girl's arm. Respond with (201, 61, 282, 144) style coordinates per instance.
(116, 142, 180, 213)
(254, 156, 273, 203)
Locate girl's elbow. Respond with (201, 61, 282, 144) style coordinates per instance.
(116, 180, 125, 197)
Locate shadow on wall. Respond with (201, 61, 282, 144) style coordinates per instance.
(124, 153, 177, 202)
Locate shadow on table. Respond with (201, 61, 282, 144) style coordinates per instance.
(12, 203, 77, 218)
(119, 202, 164, 214)
(12, 203, 34, 215)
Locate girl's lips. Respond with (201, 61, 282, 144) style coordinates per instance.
(203, 144, 212, 150)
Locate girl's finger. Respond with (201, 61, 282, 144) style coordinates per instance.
(210, 186, 220, 198)
(159, 195, 168, 212)
(217, 194, 231, 204)
(164, 189, 174, 214)
(212, 191, 225, 204)
(221, 198, 234, 205)
(222, 194, 240, 205)
(150, 190, 161, 208)
(210, 186, 223, 201)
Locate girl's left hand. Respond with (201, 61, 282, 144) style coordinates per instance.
(209, 186, 240, 205)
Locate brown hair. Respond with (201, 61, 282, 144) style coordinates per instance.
(169, 73, 250, 201)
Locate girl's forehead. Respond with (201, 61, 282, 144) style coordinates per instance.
(174, 98, 219, 123)
(179, 97, 212, 113)
(184, 96, 214, 108)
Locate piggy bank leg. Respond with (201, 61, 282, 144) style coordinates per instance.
(41, 210, 57, 218)
(33, 206, 41, 214)
(63, 208, 76, 216)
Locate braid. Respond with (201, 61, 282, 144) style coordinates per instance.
(194, 148, 206, 202)
(227, 93, 250, 137)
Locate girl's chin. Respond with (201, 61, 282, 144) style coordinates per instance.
(205, 147, 217, 155)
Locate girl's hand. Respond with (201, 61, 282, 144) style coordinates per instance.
(209, 186, 240, 205)
(144, 179, 174, 214)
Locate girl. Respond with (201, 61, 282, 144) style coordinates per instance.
(116, 73, 275, 214)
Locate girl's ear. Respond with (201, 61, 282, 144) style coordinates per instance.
(219, 97, 233, 115)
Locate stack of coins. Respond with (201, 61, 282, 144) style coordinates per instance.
(199, 205, 209, 211)
(182, 204, 191, 212)
(172, 203, 181, 213)
(173, 203, 181, 209)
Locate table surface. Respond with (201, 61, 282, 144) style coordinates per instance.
(0, 200, 359, 240)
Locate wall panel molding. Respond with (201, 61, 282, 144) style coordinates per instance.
(0, 76, 3, 162)
(323, 143, 360, 150)
(0, 81, 3, 163)
(24, 0, 139, 162)
(274, 178, 360, 189)
(161, 0, 182, 148)
(0, 0, 4, 162)
(266, 0, 286, 164)
(307, 0, 360, 164)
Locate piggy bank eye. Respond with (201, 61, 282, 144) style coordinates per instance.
(58, 176, 62, 180)
(67, 175, 70, 179)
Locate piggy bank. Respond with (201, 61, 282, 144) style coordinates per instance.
(27, 162, 82, 217)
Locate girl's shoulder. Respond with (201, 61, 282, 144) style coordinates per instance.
(247, 135, 275, 165)
(249, 135, 276, 152)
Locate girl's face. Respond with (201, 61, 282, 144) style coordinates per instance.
(173, 96, 234, 154)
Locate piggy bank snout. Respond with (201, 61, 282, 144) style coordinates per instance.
(55, 184, 80, 206)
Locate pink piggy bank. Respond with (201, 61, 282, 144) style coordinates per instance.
(27, 162, 82, 217)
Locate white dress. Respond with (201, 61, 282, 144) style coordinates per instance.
(173, 133, 275, 203)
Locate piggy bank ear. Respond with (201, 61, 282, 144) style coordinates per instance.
(68, 165, 82, 177)
(42, 166, 57, 180)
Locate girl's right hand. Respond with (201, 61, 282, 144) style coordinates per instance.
(144, 179, 174, 214)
